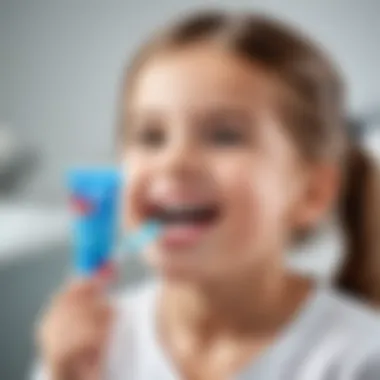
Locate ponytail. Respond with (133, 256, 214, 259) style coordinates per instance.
(336, 145, 380, 305)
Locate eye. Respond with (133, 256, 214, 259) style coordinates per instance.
(132, 124, 166, 149)
(207, 126, 246, 146)
(199, 110, 251, 148)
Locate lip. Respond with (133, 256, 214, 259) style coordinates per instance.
(159, 222, 215, 250)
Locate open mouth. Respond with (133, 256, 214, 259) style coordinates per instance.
(144, 203, 221, 249)
(149, 204, 220, 225)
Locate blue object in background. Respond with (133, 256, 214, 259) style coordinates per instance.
(68, 168, 121, 276)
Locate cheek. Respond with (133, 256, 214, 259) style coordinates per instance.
(216, 157, 293, 243)
(120, 155, 151, 230)
(122, 184, 137, 230)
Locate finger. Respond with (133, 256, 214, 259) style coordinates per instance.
(80, 301, 113, 328)
(96, 262, 117, 284)
(57, 322, 108, 362)
(60, 278, 105, 304)
(75, 353, 102, 380)
(67, 277, 100, 293)
(57, 303, 111, 339)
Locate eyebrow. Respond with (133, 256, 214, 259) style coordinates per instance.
(125, 104, 258, 135)
(129, 100, 256, 117)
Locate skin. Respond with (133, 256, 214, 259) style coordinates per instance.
(37, 44, 339, 380)
(37, 276, 112, 380)
(125, 48, 305, 281)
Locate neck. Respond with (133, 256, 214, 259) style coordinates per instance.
(159, 264, 312, 339)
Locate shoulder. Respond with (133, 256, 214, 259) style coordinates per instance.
(321, 287, 380, 342)
(304, 287, 380, 379)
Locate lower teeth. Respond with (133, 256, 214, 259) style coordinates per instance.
(158, 209, 217, 224)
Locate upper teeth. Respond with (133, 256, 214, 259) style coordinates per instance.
(160, 205, 207, 213)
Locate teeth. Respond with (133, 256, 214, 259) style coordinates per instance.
(161, 205, 207, 213)
(148, 203, 218, 224)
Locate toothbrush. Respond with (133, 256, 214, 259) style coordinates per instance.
(117, 219, 162, 256)
(97, 219, 162, 277)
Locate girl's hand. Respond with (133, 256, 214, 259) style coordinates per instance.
(36, 275, 114, 380)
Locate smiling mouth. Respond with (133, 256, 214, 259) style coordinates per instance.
(144, 203, 221, 249)
(149, 204, 220, 224)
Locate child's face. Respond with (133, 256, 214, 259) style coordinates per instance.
(121, 45, 317, 282)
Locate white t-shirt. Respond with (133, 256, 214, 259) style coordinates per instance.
(34, 282, 380, 379)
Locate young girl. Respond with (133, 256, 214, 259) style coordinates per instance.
(36, 11, 380, 380)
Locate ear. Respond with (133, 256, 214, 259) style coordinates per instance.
(293, 163, 341, 230)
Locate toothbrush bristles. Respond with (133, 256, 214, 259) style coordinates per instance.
(113, 220, 161, 264)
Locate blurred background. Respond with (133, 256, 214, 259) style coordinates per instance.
(0, 0, 379, 378)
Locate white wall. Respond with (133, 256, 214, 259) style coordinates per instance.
(2, 0, 380, 201)
(0, 0, 10, 119)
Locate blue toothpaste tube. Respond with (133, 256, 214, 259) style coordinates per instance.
(68, 168, 162, 277)
(68, 168, 121, 276)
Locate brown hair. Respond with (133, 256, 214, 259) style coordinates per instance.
(120, 11, 380, 304)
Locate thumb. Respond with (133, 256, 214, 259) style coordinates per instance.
(94, 262, 117, 289)
(76, 351, 103, 380)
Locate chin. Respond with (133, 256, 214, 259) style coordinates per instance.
(145, 250, 206, 283)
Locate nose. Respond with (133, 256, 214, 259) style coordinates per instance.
(158, 133, 202, 180)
